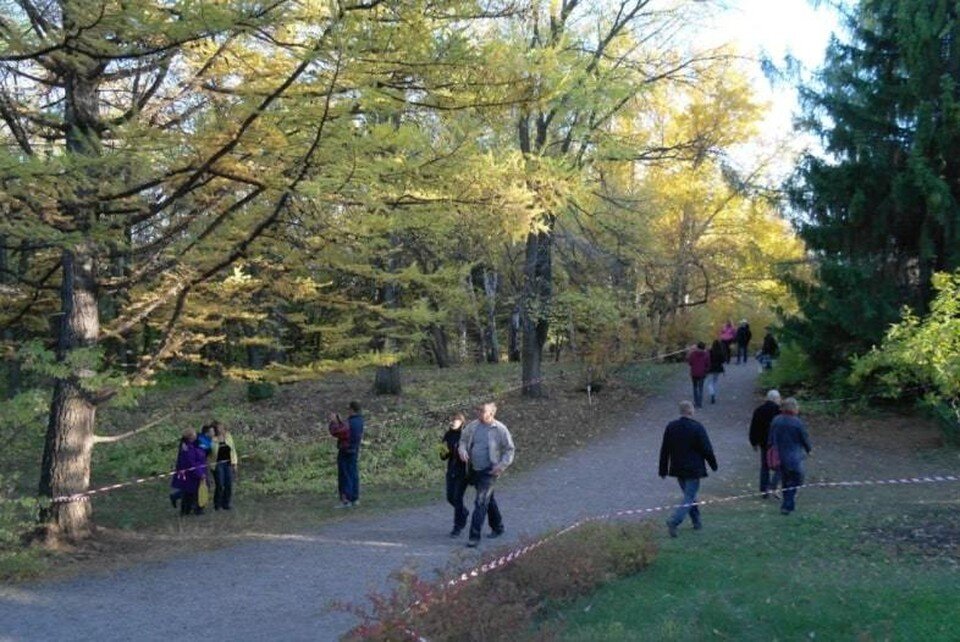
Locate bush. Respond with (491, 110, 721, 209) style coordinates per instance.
(246, 381, 276, 402)
(758, 342, 816, 392)
(342, 521, 657, 641)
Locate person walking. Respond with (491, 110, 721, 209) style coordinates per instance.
(440, 412, 470, 537)
(327, 411, 351, 507)
(211, 421, 238, 510)
(758, 328, 780, 371)
(749, 389, 781, 498)
(170, 428, 207, 516)
(344, 401, 365, 506)
(707, 340, 725, 404)
(719, 320, 736, 363)
(458, 402, 515, 548)
(768, 398, 812, 515)
(686, 342, 710, 408)
(659, 401, 719, 537)
(735, 319, 752, 364)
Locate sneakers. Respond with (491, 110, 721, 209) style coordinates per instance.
(449, 528, 462, 538)
(780, 508, 791, 515)
(666, 520, 678, 538)
(466, 539, 480, 548)
(692, 521, 703, 531)
(488, 528, 505, 539)
(336, 500, 352, 509)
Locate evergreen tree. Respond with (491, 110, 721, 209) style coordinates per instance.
(787, 0, 960, 372)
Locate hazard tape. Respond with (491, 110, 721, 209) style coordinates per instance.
(411, 473, 960, 607)
(49, 349, 687, 504)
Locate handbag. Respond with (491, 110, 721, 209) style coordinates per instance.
(765, 446, 781, 470)
(197, 481, 210, 508)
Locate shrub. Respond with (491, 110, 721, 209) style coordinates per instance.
(758, 342, 816, 393)
(341, 521, 657, 641)
(247, 381, 276, 402)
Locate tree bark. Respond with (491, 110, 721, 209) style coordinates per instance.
(39, 247, 100, 540)
(521, 227, 552, 397)
(482, 269, 500, 363)
(426, 323, 451, 368)
(508, 305, 521, 362)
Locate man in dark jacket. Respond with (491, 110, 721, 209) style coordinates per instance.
(735, 320, 752, 364)
(659, 401, 719, 537)
(758, 328, 779, 370)
(749, 389, 781, 498)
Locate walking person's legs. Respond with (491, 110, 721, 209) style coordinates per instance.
(667, 477, 701, 536)
(691, 377, 704, 408)
(345, 452, 359, 503)
(708, 373, 720, 403)
(780, 469, 803, 514)
(760, 449, 771, 496)
(467, 470, 496, 545)
(447, 472, 469, 534)
(214, 463, 224, 510)
(486, 491, 504, 535)
(336, 451, 349, 505)
(220, 463, 233, 509)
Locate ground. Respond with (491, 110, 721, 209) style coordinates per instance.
(1, 360, 957, 641)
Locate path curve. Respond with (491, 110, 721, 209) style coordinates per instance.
(1, 363, 762, 641)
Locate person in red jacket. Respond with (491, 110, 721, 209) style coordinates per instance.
(687, 342, 710, 408)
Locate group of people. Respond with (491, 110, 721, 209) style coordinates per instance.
(687, 321, 781, 405)
(170, 421, 238, 516)
(658, 388, 812, 536)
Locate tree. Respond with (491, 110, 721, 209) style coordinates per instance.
(786, 0, 960, 372)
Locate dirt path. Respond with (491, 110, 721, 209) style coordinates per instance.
(2, 363, 767, 641)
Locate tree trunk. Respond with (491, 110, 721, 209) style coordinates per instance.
(482, 269, 500, 363)
(374, 265, 402, 394)
(508, 305, 521, 362)
(521, 227, 553, 397)
(457, 314, 469, 364)
(39, 247, 100, 540)
(427, 323, 451, 368)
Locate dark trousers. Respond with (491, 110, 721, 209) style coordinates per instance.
(722, 340, 733, 363)
(214, 462, 233, 509)
(760, 449, 781, 494)
(736, 343, 748, 364)
(469, 468, 503, 541)
(180, 491, 199, 516)
(337, 450, 359, 502)
(781, 468, 804, 513)
(446, 470, 469, 530)
(691, 376, 705, 408)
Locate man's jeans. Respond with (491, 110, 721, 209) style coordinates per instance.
(668, 477, 701, 528)
(707, 373, 721, 400)
(760, 449, 781, 494)
(781, 468, 804, 513)
(691, 376, 705, 408)
(337, 450, 360, 502)
(469, 468, 503, 541)
(214, 462, 233, 510)
(446, 470, 469, 530)
(736, 344, 748, 364)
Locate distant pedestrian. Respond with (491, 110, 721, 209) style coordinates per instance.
(719, 320, 736, 363)
(327, 411, 351, 507)
(768, 398, 812, 515)
(211, 421, 238, 510)
(735, 319, 752, 364)
(344, 401, 364, 506)
(170, 428, 207, 516)
(686, 342, 710, 408)
(459, 402, 515, 548)
(707, 340, 725, 404)
(749, 389, 781, 498)
(659, 401, 718, 537)
(758, 328, 780, 371)
(440, 412, 469, 537)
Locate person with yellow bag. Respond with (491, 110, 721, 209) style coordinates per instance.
(211, 421, 239, 510)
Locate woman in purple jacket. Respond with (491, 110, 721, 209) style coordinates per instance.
(170, 428, 208, 516)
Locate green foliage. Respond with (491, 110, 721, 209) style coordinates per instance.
(246, 382, 276, 403)
(786, 0, 960, 374)
(757, 342, 816, 392)
(850, 270, 960, 437)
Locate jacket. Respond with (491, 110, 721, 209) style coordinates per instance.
(329, 420, 350, 451)
(687, 349, 710, 378)
(761, 333, 779, 357)
(708, 346, 725, 374)
(749, 401, 780, 448)
(720, 324, 736, 342)
(659, 416, 718, 479)
(346, 414, 364, 453)
(768, 414, 812, 472)
(171, 439, 207, 492)
(458, 419, 515, 472)
(442, 428, 467, 477)
(736, 324, 752, 346)
(212, 432, 239, 466)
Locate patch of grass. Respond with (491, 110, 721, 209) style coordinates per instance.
(557, 488, 960, 641)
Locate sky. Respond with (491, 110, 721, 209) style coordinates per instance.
(693, 0, 845, 176)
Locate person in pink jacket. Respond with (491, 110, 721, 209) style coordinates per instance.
(687, 342, 710, 408)
(719, 320, 736, 363)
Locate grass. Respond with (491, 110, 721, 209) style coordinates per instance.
(555, 485, 960, 641)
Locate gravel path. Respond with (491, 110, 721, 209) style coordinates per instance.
(1, 362, 763, 641)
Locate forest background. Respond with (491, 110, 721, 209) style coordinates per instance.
(0, 0, 957, 567)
